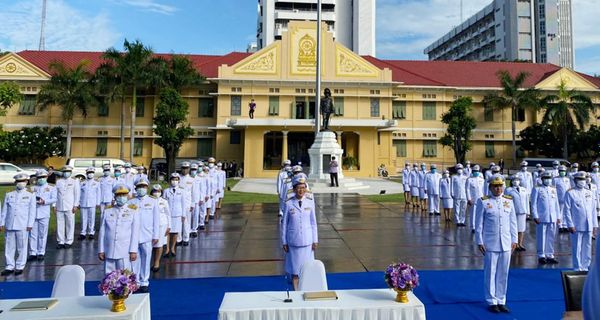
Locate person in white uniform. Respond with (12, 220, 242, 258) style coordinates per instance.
(189, 163, 204, 235)
(424, 164, 441, 215)
(178, 162, 195, 246)
(553, 165, 571, 233)
(582, 236, 600, 319)
(207, 157, 219, 221)
(418, 163, 428, 211)
(563, 171, 599, 271)
(277, 160, 292, 214)
(1, 173, 36, 276)
(464, 161, 472, 177)
(201, 165, 213, 224)
(483, 162, 495, 194)
(123, 162, 135, 195)
(451, 164, 468, 226)
(532, 163, 543, 182)
(163, 173, 189, 257)
(28, 170, 57, 261)
(402, 163, 411, 207)
(531, 171, 561, 265)
(55, 165, 80, 249)
(129, 177, 159, 293)
(484, 166, 501, 196)
(475, 174, 518, 314)
(98, 164, 115, 219)
(79, 167, 100, 240)
(439, 170, 453, 222)
(409, 164, 420, 208)
(150, 184, 171, 272)
(98, 184, 139, 274)
(466, 165, 485, 231)
(568, 163, 580, 187)
(197, 162, 210, 229)
(278, 166, 293, 218)
(281, 176, 318, 290)
(216, 162, 226, 211)
(550, 160, 560, 179)
(505, 175, 529, 251)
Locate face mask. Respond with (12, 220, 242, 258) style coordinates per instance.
(103, 171, 110, 177)
(542, 179, 552, 186)
(125, 168, 131, 173)
(576, 180, 587, 189)
(587, 178, 592, 184)
(37, 178, 47, 185)
(521, 167, 527, 172)
(209, 163, 215, 169)
(16, 182, 27, 190)
(553, 165, 559, 169)
(190, 170, 197, 177)
(513, 180, 521, 187)
(431, 169, 437, 173)
(473, 172, 480, 177)
(559, 171, 566, 177)
(421, 166, 426, 170)
(114, 172, 121, 178)
(594, 168, 599, 173)
(151, 192, 161, 198)
(63, 172, 71, 178)
(115, 196, 128, 206)
(466, 164, 471, 168)
(457, 169, 464, 174)
(136, 188, 147, 197)
(493, 171, 499, 174)
(170, 180, 179, 187)
(87, 173, 95, 179)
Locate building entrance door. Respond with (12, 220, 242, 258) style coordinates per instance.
(287, 132, 314, 167)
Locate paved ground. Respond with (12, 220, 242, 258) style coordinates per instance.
(1, 194, 586, 282)
(232, 178, 404, 195)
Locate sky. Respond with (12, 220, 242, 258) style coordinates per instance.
(0, 0, 598, 75)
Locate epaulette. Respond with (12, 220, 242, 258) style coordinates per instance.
(502, 195, 512, 200)
(287, 189, 293, 194)
(286, 195, 294, 201)
(127, 204, 138, 210)
(481, 196, 489, 200)
(106, 205, 113, 209)
(306, 194, 313, 200)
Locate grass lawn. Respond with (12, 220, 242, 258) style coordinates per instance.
(223, 179, 279, 204)
(365, 193, 405, 203)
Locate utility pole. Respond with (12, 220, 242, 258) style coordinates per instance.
(315, 0, 322, 134)
(39, 0, 47, 50)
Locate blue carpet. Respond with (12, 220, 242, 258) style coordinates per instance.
(0, 269, 566, 320)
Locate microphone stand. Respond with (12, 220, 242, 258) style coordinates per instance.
(284, 253, 293, 303)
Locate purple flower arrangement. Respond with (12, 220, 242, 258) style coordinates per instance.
(99, 269, 139, 298)
(384, 262, 419, 290)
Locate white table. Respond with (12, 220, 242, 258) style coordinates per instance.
(219, 289, 426, 320)
(0, 293, 151, 320)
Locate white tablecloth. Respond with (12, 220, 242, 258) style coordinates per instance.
(0, 293, 151, 320)
(219, 289, 426, 320)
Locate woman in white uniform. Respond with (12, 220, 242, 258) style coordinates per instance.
(150, 184, 171, 272)
(439, 170, 453, 222)
(280, 176, 318, 290)
(583, 236, 599, 319)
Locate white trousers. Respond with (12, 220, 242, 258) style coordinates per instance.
(428, 195, 440, 213)
(453, 198, 467, 223)
(5, 230, 28, 270)
(182, 207, 192, 241)
(468, 204, 476, 230)
(192, 203, 200, 230)
(132, 242, 153, 286)
(536, 223, 556, 258)
(29, 217, 49, 256)
(572, 231, 593, 271)
(104, 258, 132, 275)
(80, 207, 96, 235)
(210, 196, 217, 216)
(484, 250, 511, 305)
(558, 203, 567, 228)
(56, 210, 75, 245)
(199, 202, 207, 226)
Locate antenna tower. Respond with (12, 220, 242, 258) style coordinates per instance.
(39, 0, 47, 50)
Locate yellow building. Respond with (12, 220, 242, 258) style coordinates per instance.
(1, 21, 599, 178)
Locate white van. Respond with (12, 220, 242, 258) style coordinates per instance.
(65, 158, 132, 179)
(522, 158, 570, 171)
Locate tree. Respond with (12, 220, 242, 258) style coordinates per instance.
(518, 123, 564, 158)
(483, 71, 540, 167)
(0, 127, 65, 162)
(540, 79, 597, 159)
(94, 61, 127, 159)
(439, 97, 477, 164)
(0, 81, 22, 116)
(162, 55, 204, 91)
(153, 88, 194, 175)
(102, 39, 166, 162)
(37, 60, 97, 158)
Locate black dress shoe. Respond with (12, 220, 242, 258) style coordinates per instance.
(163, 253, 171, 259)
(64, 244, 72, 249)
(169, 252, 176, 257)
(199, 225, 206, 230)
(538, 257, 547, 264)
(190, 232, 198, 238)
(498, 305, 510, 313)
(14, 269, 23, 276)
(88, 234, 94, 240)
(37, 255, 45, 261)
(57, 244, 65, 249)
(176, 242, 182, 247)
(1, 269, 14, 276)
(435, 212, 441, 216)
(546, 258, 559, 264)
(28, 255, 37, 261)
(137, 286, 149, 293)
(488, 305, 500, 313)
(183, 241, 189, 246)
(209, 215, 214, 220)
(78, 235, 86, 240)
(151, 267, 160, 272)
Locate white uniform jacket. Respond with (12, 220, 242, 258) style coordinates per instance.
(504, 186, 528, 215)
(128, 196, 160, 243)
(163, 187, 190, 218)
(80, 179, 101, 208)
(531, 186, 560, 223)
(554, 176, 571, 204)
(56, 177, 80, 211)
(515, 171, 534, 190)
(33, 184, 57, 219)
(98, 204, 140, 259)
(1, 189, 36, 230)
(425, 172, 442, 195)
(475, 194, 518, 251)
(466, 176, 485, 203)
(439, 178, 452, 199)
(99, 176, 115, 204)
(563, 188, 599, 232)
(280, 194, 318, 247)
(451, 174, 468, 199)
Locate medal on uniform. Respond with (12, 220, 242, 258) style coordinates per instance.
(503, 201, 510, 208)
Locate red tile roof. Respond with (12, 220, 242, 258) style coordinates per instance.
(16, 50, 598, 89)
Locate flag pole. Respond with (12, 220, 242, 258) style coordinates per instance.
(315, 0, 322, 134)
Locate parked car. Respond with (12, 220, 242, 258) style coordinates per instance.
(65, 158, 135, 179)
(522, 158, 570, 171)
(0, 163, 37, 185)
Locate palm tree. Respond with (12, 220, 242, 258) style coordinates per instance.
(163, 55, 204, 91)
(102, 39, 165, 162)
(541, 79, 597, 159)
(483, 71, 540, 167)
(37, 60, 97, 158)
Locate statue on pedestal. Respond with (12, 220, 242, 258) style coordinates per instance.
(320, 88, 334, 131)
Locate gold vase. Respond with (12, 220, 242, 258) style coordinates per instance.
(394, 288, 410, 303)
(108, 293, 128, 312)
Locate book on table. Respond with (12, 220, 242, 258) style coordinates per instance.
(10, 299, 59, 311)
(303, 291, 338, 301)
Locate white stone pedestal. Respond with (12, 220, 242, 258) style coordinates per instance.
(308, 131, 344, 181)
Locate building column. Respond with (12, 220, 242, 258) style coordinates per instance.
(282, 131, 289, 161)
(336, 131, 343, 146)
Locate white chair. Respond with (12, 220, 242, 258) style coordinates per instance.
(51, 265, 86, 297)
(298, 260, 328, 291)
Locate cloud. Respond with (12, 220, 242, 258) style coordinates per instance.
(0, 0, 120, 52)
(572, 0, 600, 49)
(120, 0, 178, 15)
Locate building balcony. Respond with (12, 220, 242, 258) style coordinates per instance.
(274, 9, 335, 22)
(225, 118, 397, 129)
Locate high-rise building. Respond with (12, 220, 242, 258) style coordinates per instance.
(424, 0, 573, 69)
(256, 0, 376, 56)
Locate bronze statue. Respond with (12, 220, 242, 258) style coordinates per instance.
(320, 88, 334, 131)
